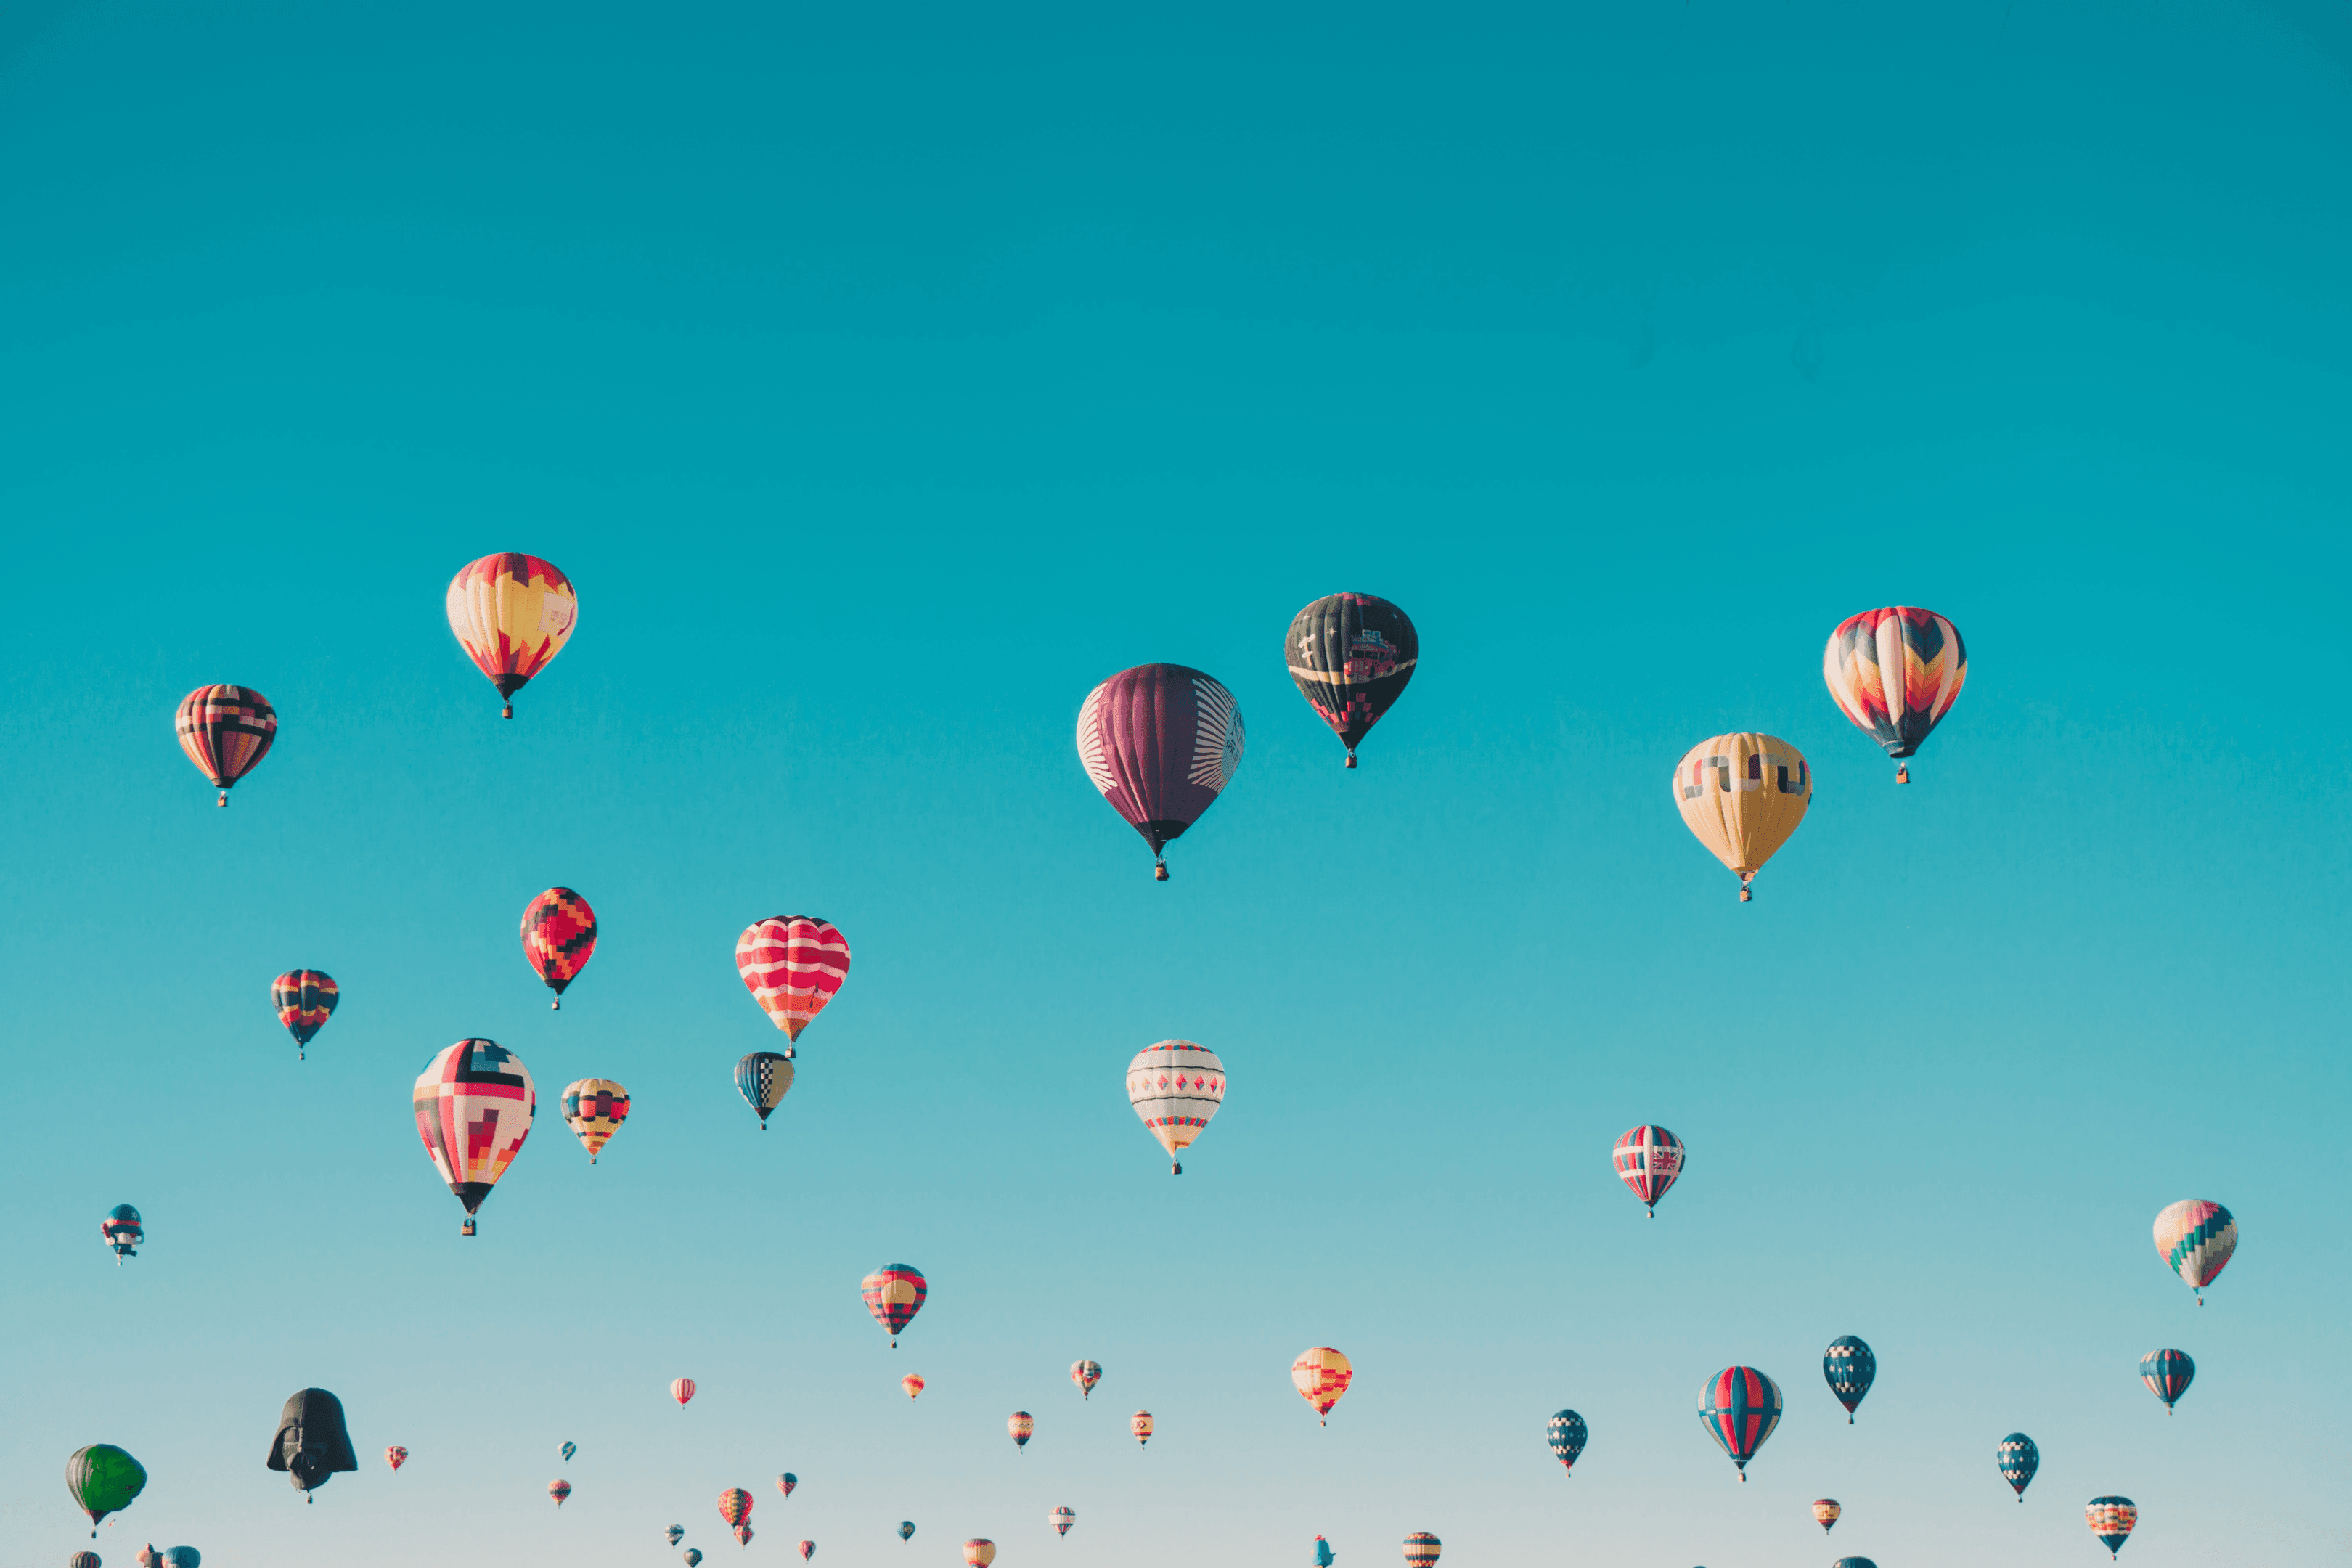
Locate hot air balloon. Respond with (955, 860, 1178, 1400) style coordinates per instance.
(1823, 607, 1967, 783)
(1285, 594, 1420, 767)
(801, 1543, 817, 1561)
(669, 1527, 686, 1547)
(1998, 1432, 2038, 1499)
(861, 1265, 928, 1347)
(1673, 733, 1810, 899)
(1127, 1040, 1225, 1175)
(735, 1525, 754, 1548)
(1009, 1412, 1034, 1451)
(560, 1442, 576, 1462)
(735, 918, 852, 1053)
(1076, 663, 1246, 879)
(268, 1389, 358, 1502)
(175, 685, 275, 806)
(68, 1445, 146, 1536)
(1312, 1538, 1335, 1567)
(1698, 1367, 1781, 1479)
(271, 971, 338, 1060)
(899, 1523, 916, 1543)
(2153, 1200, 2235, 1303)
(719, 1490, 754, 1531)
(685, 1552, 703, 1567)
(1831, 1560, 1877, 1568)
(1824, 1336, 1875, 1422)
(672, 1379, 698, 1407)
(1131, 1411, 1153, 1446)
(445, 553, 577, 718)
(413, 1040, 534, 1236)
(963, 1540, 996, 1568)
(160, 1552, 199, 1568)
(1401, 1534, 1440, 1568)
(902, 1375, 926, 1400)
(1291, 1348, 1352, 1426)
(101, 1204, 143, 1264)
(1050, 1509, 1076, 1539)
(522, 888, 597, 1009)
(735, 1051, 795, 1130)
(1545, 1410, 1586, 1475)
(385, 1447, 407, 1472)
(2139, 1349, 2194, 1413)
(2087, 1497, 2137, 1559)
(1071, 1360, 1101, 1400)
(549, 1481, 572, 1508)
(70, 1553, 101, 1568)
(778, 1474, 797, 1498)
(1612, 1125, 1683, 1216)
(561, 1079, 629, 1164)
(1813, 1499, 1841, 1532)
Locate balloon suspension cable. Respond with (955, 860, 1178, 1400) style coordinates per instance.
(1153, 859, 1168, 881)
(1896, 762, 1910, 784)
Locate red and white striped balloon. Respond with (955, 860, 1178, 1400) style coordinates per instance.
(735, 918, 852, 1049)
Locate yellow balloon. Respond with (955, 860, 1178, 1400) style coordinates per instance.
(1671, 733, 1812, 900)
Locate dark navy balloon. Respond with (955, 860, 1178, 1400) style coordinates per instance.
(1832, 1560, 1878, 1568)
(1824, 1336, 1876, 1423)
(1284, 594, 1419, 767)
(2139, 1349, 2194, 1413)
(898, 1522, 916, 1543)
(1545, 1410, 1587, 1475)
(1998, 1432, 2039, 1500)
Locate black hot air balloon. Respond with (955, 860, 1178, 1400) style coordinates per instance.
(266, 1389, 358, 1502)
(1284, 594, 1419, 767)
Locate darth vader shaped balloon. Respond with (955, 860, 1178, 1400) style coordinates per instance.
(266, 1388, 358, 1501)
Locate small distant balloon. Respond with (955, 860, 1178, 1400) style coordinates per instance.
(1613, 1125, 1683, 1216)
(669, 1527, 685, 1547)
(1312, 1538, 1335, 1567)
(1070, 1360, 1101, 1400)
(1831, 1560, 1879, 1568)
(685, 1552, 703, 1567)
(801, 1543, 817, 1561)
(548, 1480, 571, 1508)
(1284, 592, 1419, 767)
(384, 1447, 407, 1473)
(1998, 1433, 2039, 1499)
(559, 1442, 576, 1462)
(2152, 1200, 2235, 1303)
(1813, 1499, 1841, 1532)
(2139, 1349, 2194, 1413)
(1009, 1411, 1034, 1451)
(735, 1051, 795, 1130)
(176, 685, 275, 805)
(671, 1378, 698, 1407)
(734, 1526, 754, 1548)
(1545, 1410, 1587, 1475)
(271, 970, 338, 1060)
(1824, 1336, 1876, 1422)
(1401, 1534, 1441, 1568)
(1291, 1347, 1352, 1426)
(1050, 1508, 1076, 1539)
(160, 1552, 199, 1568)
(561, 1079, 629, 1164)
(70, 1553, 102, 1568)
(902, 1375, 926, 1401)
(862, 1265, 928, 1347)
(899, 1523, 916, 1543)
(102, 1205, 144, 1265)
(2087, 1497, 2138, 1559)
(777, 1474, 797, 1498)
(1131, 1410, 1153, 1446)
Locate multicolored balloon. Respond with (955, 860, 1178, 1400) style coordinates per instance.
(735, 1052, 795, 1130)
(175, 685, 275, 806)
(1831, 1560, 1877, 1568)
(1076, 663, 1245, 879)
(777, 1474, 797, 1498)
(1050, 1508, 1075, 1538)
(963, 1540, 995, 1568)
(735, 918, 852, 1051)
(159, 1551, 199, 1568)
(899, 1523, 917, 1543)
(901, 1375, 926, 1400)
(412, 1041, 534, 1236)
(1291, 1347, 1352, 1426)
(671, 1378, 698, 1407)
(1285, 593, 1419, 767)
(1813, 1499, 1841, 1532)
(1400, 1533, 1440, 1568)
(559, 1079, 629, 1164)
(1545, 1410, 1586, 1475)
(68, 1445, 147, 1536)
(1824, 1336, 1875, 1422)
(1131, 1410, 1153, 1446)
(1071, 1360, 1101, 1399)
(2153, 1200, 2235, 1303)
(1672, 733, 1811, 900)
(2139, 1349, 2194, 1413)
(1998, 1432, 2038, 1500)
(445, 553, 577, 718)
(521, 888, 597, 1009)
(1127, 1040, 1225, 1175)
(1823, 608, 1968, 783)
(549, 1480, 571, 1508)
(271, 970, 338, 1059)
(385, 1446, 407, 1472)
(862, 1265, 928, 1347)
(1009, 1411, 1034, 1451)
(719, 1490, 754, 1529)
(1612, 1125, 1683, 1216)
(1698, 1366, 1782, 1479)
(102, 1204, 143, 1265)
(801, 1543, 816, 1561)
(669, 1527, 685, 1546)
(2087, 1496, 2137, 1559)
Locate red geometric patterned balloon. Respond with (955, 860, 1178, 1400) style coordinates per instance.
(175, 685, 276, 805)
(522, 887, 597, 1009)
(719, 1488, 754, 1528)
(736, 917, 851, 1049)
(412, 1040, 534, 1235)
(862, 1265, 928, 1347)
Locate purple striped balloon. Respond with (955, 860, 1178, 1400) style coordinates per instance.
(1076, 664, 1244, 879)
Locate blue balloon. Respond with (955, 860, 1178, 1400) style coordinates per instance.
(162, 1552, 201, 1568)
(2139, 1349, 2194, 1413)
(1312, 1538, 1335, 1568)
(1824, 1336, 1876, 1422)
(669, 1526, 685, 1545)
(899, 1523, 915, 1543)
(1545, 1410, 1588, 1473)
(560, 1441, 576, 1462)
(1998, 1432, 2039, 1500)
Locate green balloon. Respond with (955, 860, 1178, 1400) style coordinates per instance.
(66, 1445, 147, 1536)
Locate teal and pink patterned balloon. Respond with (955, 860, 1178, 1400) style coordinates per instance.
(2153, 1201, 2234, 1303)
(1698, 1366, 1781, 1479)
(2139, 1349, 2194, 1413)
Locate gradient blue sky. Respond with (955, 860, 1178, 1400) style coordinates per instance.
(4, 1, 2348, 1565)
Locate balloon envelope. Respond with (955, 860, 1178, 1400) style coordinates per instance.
(777, 1474, 797, 1498)
(1009, 1411, 1034, 1448)
(2153, 1200, 2235, 1299)
(1070, 1360, 1101, 1399)
(685, 1551, 703, 1566)
(102, 1204, 144, 1262)
(271, 970, 338, 1056)
(175, 685, 275, 803)
(1822, 606, 1967, 772)
(560, 1442, 576, 1462)
(445, 553, 577, 714)
(1131, 1410, 1153, 1445)
(899, 1523, 916, 1542)
(1545, 1410, 1587, 1473)
(963, 1541, 996, 1568)
(1612, 1125, 1683, 1215)
(735, 918, 852, 1045)
(672, 1379, 698, 1406)
(1401, 1534, 1441, 1568)
(862, 1265, 928, 1345)
(1824, 1336, 1876, 1421)
(267, 1389, 358, 1497)
(669, 1527, 686, 1546)
(1050, 1508, 1076, 1538)
(2140, 1349, 2194, 1410)
(67, 1445, 147, 1533)
(1127, 1040, 1225, 1174)
(1672, 733, 1810, 898)
(902, 1375, 926, 1400)
(549, 1481, 571, 1507)
(1291, 1348, 1352, 1424)
(1998, 1432, 2039, 1498)
(719, 1489, 754, 1527)
(1284, 592, 1419, 764)
(1075, 663, 1245, 876)
(521, 888, 597, 1007)
(2088, 1497, 2138, 1557)
(801, 1543, 817, 1561)
(561, 1079, 629, 1163)
(385, 1447, 407, 1472)
(1813, 1499, 1842, 1532)
(1697, 1367, 1782, 1476)
(412, 1041, 534, 1228)
(736, 1051, 796, 1127)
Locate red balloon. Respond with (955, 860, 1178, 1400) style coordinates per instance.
(1075, 664, 1245, 879)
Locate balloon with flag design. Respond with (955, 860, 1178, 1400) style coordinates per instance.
(1291, 1348, 1352, 1426)
(1672, 733, 1811, 900)
(445, 553, 577, 718)
(561, 1079, 629, 1163)
(1823, 607, 1969, 783)
(271, 970, 338, 1060)
(1076, 664, 1246, 880)
(1545, 1410, 1586, 1474)
(412, 1040, 534, 1236)
(862, 1265, 928, 1347)
(1612, 1125, 1683, 1216)
(2152, 1200, 2235, 1303)
(777, 1474, 796, 1498)
(521, 888, 597, 1009)
(1697, 1366, 1781, 1479)
(735, 918, 851, 1053)
(1127, 1040, 1225, 1175)
(176, 685, 275, 806)
(1285, 593, 1420, 767)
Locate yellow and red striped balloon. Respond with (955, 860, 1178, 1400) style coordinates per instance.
(445, 553, 577, 718)
(1291, 1347, 1353, 1426)
(902, 1374, 926, 1400)
(1131, 1410, 1153, 1445)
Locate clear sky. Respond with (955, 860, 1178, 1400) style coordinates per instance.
(2, 1, 2348, 1565)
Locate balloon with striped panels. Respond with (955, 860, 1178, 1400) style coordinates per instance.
(2087, 1497, 2138, 1559)
(1008, 1411, 1034, 1450)
(1070, 1360, 1101, 1399)
(1697, 1366, 1782, 1479)
(1075, 663, 1245, 879)
(561, 1079, 629, 1163)
(1822, 605, 1968, 781)
(1127, 1041, 1226, 1175)
(175, 684, 275, 804)
(671, 1377, 698, 1406)
(1812, 1498, 1841, 1532)
(1050, 1508, 1075, 1538)
(1612, 1125, 1683, 1216)
(1130, 1410, 1153, 1445)
(271, 970, 338, 1058)
(1291, 1348, 1352, 1425)
(1400, 1533, 1441, 1568)
(719, 1489, 754, 1527)
(2152, 1200, 2236, 1302)
(548, 1480, 571, 1508)
(2139, 1349, 2194, 1411)
(735, 918, 852, 1050)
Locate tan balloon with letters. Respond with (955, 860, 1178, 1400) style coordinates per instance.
(1672, 733, 1811, 901)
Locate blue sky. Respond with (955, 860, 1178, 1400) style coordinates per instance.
(2, 1, 2348, 1564)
